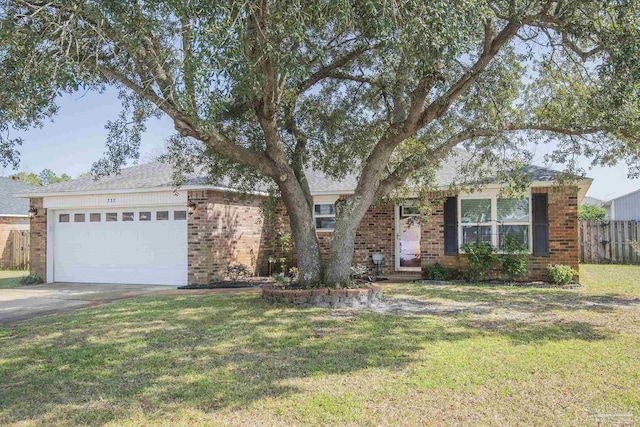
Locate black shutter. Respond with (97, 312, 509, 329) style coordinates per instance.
(532, 193, 550, 256)
(444, 196, 458, 255)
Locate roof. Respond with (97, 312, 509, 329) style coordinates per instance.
(582, 196, 606, 206)
(0, 177, 38, 215)
(14, 152, 584, 198)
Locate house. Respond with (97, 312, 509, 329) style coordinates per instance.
(15, 157, 591, 285)
(600, 190, 640, 221)
(0, 177, 37, 268)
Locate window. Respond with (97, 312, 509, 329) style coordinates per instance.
(174, 210, 187, 220)
(460, 198, 492, 245)
(123, 212, 134, 221)
(59, 214, 69, 223)
(314, 203, 336, 231)
(74, 213, 85, 222)
(156, 211, 169, 221)
(459, 195, 531, 251)
(106, 213, 118, 222)
(139, 212, 151, 221)
(90, 213, 101, 222)
(401, 205, 420, 216)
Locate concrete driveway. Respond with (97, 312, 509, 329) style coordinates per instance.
(0, 283, 173, 324)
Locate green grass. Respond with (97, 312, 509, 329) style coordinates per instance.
(0, 270, 28, 289)
(0, 264, 638, 426)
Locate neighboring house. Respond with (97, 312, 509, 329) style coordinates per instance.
(581, 196, 611, 220)
(15, 157, 591, 285)
(0, 177, 38, 268)
(603, 189, 640, 221)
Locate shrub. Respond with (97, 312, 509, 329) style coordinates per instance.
(578, 203, 606, 221)
(498, 237, 528, 281)
(350, 264, 369, 279)
(546, 264, 578, 286)
(225, 264, 251, 282)
(426, 263, 449, 281)
(462, 242, 497, 281)
(20, 274, 44, 285)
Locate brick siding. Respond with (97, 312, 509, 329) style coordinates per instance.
(28, 197, 46, 279)
(187, 190, 273, 285)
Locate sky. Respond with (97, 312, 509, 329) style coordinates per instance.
(7, 88, 639, 201)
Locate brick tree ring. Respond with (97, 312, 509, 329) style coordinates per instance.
(262, 284, 383, 308)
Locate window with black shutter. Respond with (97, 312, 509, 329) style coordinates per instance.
(532, 193, 550, 256)
(444, 197, 458, 255)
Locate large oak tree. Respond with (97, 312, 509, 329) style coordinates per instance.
(1, 1, 639, 286)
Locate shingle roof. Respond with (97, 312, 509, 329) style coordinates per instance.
(14, 152, 570, 197)
(0, 177, 38, 215)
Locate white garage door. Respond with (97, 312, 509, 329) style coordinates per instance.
(53, 206, 188, 286)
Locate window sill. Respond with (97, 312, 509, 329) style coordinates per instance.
(316, 229, 335, 233)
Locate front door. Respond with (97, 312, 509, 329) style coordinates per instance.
(395, 205, 421, 271)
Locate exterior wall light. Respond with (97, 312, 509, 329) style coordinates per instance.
(188, 199, 197, 216)
(28, 206, 38, 219)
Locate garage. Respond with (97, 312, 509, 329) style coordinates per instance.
(52, 206, 188, 286)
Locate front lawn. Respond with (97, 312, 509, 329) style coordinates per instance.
(0, 270, 28, 289)
(0, 264, 638, 426)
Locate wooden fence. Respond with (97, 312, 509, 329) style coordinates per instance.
(579, 220, 640, 264)
(10, 230, 30, 269)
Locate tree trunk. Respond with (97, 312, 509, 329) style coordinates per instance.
(323, 196, 372, 286)
(276, 173, 324, 287)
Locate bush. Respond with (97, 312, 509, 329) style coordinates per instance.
(225, 264, 251, 282)
(498, 237, 528, 281)
(425, 263, 449, 281)
(578, 203, 606, 221)
(546, 264, 578, 286)
(20, 274, 44, 285)
(462, 242, 497, 281)
(350, 264, 369, 279)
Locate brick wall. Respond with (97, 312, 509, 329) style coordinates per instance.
(0, 216, 29, 268)
(422, 187, 580, 280)
(187, 190, 273, 285)
(29, 198, 46, 279)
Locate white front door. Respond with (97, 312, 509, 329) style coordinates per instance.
(395, 205, 422, 271)
(52, 206, 188, 285)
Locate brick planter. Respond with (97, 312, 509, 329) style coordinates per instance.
(262, 284, 383, 308)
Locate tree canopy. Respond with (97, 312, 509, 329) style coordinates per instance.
(578, 203, 607, 221)
(1, 0, 639, 285)
(10, 169, 72, 186)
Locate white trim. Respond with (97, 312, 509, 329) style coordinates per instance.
(0, 214, 29, 218)
(14, 184, 270, 199)
(46, 208, 54, 283)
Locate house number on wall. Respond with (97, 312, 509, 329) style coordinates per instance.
(107, 198, 116, 203)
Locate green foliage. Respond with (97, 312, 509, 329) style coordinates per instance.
(498, 238, 528, 281)
(10, 169, 71, 186)
(578, 204, 606, 221)
(546, 264, 578, 286)
(462, 243, 497, 281)
(423, 263, 449, 281)
(19, 274, 44, 285)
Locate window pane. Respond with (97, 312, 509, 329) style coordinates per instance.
(460, 199, 491, 223)
(139, 212, 151, 221)
(315, 217, 336, 230)
(462, 225, 492, 245)
(90, 213, 101, 222)
(314, 204, 336, 216)
(59, 214, 69, 223)
(498, 198, 529, 223)
(74, 213, 85, 222)
(106, 213, 118, 222)
(402, 206, 420, 216)
(499, 225, 529, 249)
(157, 211, 169, 221)
(123, 212, 134, 221)
(174, 210, 187, 220)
